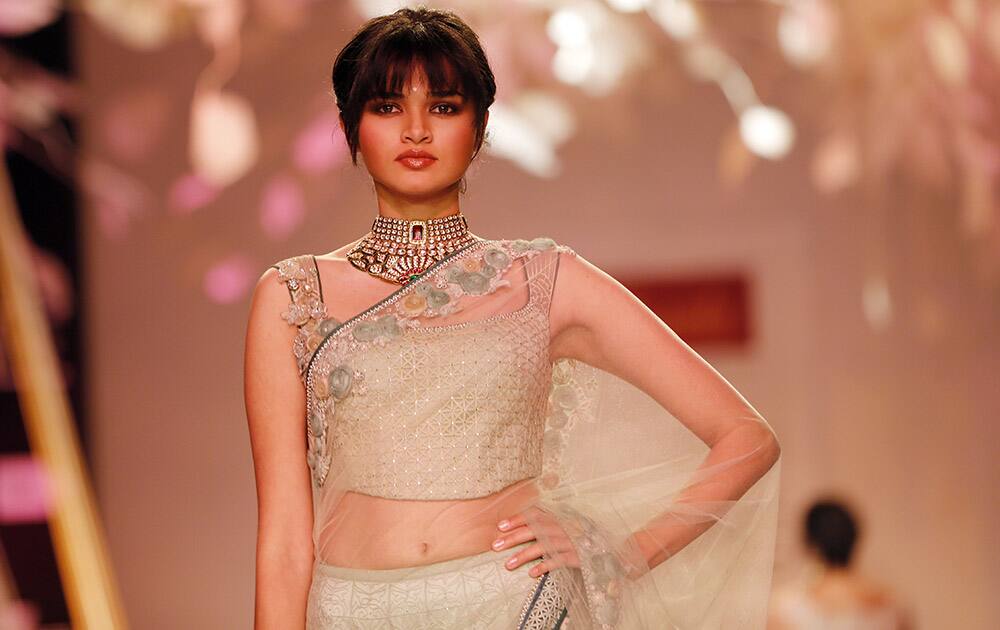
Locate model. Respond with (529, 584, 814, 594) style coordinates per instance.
(244, 7, 782, 629)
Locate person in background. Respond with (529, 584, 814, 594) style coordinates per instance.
(769, 499, 913, 630)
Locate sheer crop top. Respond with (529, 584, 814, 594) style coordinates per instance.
(272, 237, 573, 501)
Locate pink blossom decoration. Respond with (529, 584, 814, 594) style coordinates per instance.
(168, 172, 220, 214)
(293, 109, 349, 174)
(260, 173, 305, 240)
(0, 454, 50, 524)
(0, 600, 39, 630)
(204, 254, 255, 304)
(99, 86, 171, 163)
(0, 0, 59, 36)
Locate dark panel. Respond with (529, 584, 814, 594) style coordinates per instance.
(620, 274, 752, 347)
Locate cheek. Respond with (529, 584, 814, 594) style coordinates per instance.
(357, 118, 392, 163)
(440, 119, 479, 160)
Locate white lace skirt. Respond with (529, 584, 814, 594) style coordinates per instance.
(306, 540, 577, 629)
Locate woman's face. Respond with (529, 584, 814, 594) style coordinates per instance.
(355, 66, 485, 200)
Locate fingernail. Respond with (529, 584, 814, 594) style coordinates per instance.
(505, 556, 517, 568)
(497, 520, 510, 530)
(492, 538, 504, 550)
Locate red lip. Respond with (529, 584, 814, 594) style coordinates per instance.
(396, 149, 437, 161)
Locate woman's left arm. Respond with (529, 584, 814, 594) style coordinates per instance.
(549, 250, 781, 574)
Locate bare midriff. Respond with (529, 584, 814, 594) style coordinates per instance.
(316, 477, 541, 569)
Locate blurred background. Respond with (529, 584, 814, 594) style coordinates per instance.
(1, 0, 997, 628)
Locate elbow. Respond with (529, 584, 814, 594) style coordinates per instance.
(768, 431, 781, 468)
(736, 417, 781, 471)
(760, 422, 781, 470)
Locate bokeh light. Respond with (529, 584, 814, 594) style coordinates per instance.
(189, 89, 259, 187)
(739, 105, 795, 160)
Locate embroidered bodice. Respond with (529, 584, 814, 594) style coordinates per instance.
(272, 237, 574, 500)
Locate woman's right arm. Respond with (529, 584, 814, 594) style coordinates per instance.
(244, 268, 315, 629)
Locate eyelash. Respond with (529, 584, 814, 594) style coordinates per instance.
(370, 102, 460, 115)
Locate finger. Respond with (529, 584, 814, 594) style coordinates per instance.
(491, 525, 537, 551)
(497, 505, 548, 532)
(528, 559, 553, 577)
(503, 542, 545, 571)
(505, 539, 577, 571)
(493, 520, 573, 550)
(528, 551, 581, 577)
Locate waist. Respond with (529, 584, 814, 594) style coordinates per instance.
(314, 540, 534, 582)
(316, 477, 540, 569)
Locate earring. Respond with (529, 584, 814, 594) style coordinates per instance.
(459, 176, 467, 195)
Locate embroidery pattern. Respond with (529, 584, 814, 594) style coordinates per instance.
(306, 544, 550, 627)
(516, 571, 573, 629)
(298, 237, 573, 490)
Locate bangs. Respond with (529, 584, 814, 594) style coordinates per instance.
(355, 42, 469, 103)
(331, 7, 497, 165)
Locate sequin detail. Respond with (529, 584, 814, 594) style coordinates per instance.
(286, 238, 575, 495)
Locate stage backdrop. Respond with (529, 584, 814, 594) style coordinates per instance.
(76, 4, 999, 629)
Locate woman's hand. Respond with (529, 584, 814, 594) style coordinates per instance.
(493, 506, 581, 577)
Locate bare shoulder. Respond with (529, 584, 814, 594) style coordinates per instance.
(248, 265, 287, 321)
(548, 243, 629, 320)
(246, 257, 305, 323)
(313, 247, 356, 284)
(315, 235, 365, 263)
(854, 574, 895, 607)
(312, 236, 369, 285)
(547, 242, 675, 369)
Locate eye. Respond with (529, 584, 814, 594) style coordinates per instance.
(371, 101, 399, 114)
(432, 103, 461, 114)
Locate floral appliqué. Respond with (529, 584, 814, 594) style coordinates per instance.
(273, 255, 366, 487)
(387, 236, 561, 324)
(274, 255, 336, 374)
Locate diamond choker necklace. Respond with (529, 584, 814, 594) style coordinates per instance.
(347, 213, 480, 284)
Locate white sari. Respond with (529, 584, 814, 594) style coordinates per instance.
(271, 236, 781, 628)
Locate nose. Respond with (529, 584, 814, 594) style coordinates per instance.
(402, 110, 431, 144)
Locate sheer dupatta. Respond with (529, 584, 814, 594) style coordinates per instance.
(529, 358, 780, 628)
(276, 236, 781, 629)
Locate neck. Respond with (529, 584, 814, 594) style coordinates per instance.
(373, 180, 462, 221)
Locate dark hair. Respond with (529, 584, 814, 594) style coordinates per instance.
(331, 7, 496, 166)
(805, 500, 859, 567)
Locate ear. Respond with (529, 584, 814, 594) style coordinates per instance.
(474, 109, 490, 155)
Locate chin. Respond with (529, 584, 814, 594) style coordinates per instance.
(380, 177, 462, 199)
